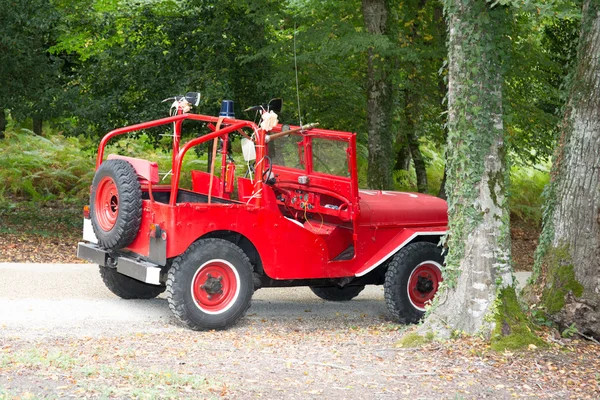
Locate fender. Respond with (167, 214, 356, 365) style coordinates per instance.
(354, 228, 446, 277)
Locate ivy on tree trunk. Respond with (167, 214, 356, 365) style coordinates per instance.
(532, 0, 600, 339)
(420, 1, 535, 345)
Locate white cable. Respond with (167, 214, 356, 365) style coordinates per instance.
(247, 161, 254, 183)
(245, 188, 263, 205)
(160, 169, 172, 181)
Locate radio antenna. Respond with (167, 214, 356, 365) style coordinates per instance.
(293, 22, 303, 128)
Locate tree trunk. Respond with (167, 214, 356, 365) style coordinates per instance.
(395, 140, 411, 171)
(408, 131, 428, 193)
(420, 1, 521, 340)
(363, 0, 394, 190)
(399, 89, 429, 193)
(532, 0, 600, 338)
(33, 116, 43, 136)
(0, 110, 6, 139)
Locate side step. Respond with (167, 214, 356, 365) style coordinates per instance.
(77, 242, 162, 285)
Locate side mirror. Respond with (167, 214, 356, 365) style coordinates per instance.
(268, 98, 282, 113)
(185, 92, 201, 106)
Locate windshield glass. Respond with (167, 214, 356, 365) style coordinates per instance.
(270, 135, 349, 177)
(269, 134, 304, 169)
(311, 137, 350, 177)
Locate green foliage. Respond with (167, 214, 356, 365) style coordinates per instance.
(0, 0, 64, 125)
(392, 141, 445, 194)
(509, 162, 550, 223)
(246, 0, 368, 132)
(0, 129, 95, 203)
(561, 322, 578, 338)
(52, 0, 280, 139)
(491, 287, 545, 351)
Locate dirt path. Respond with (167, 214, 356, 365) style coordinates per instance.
(2, 324, 599, 399)
(0, 263, 598, 399)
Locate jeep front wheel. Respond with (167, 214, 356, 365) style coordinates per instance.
(310, 285, 365, 301)
(384, 241, 444, 324)
(166, 238, 254, 330)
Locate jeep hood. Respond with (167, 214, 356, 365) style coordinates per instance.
(358, 190, 448, 228)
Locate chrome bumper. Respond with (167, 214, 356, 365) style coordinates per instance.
(77, 242, 162, 285)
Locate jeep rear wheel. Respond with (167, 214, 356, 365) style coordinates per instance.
(100, 265, 165, 299)
(384, 241, 444, 324)
(90, 159, 142, 249)
(310, 285, 365, 301)
(166, 238, 254, 331)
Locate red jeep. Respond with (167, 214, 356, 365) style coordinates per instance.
(77, 95, 448, 330)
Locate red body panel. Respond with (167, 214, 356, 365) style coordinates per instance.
(357, 190, 447, 228)
(191, 170, 224, 197)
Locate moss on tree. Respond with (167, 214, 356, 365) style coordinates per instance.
(540, 245, 584, 315)
(491, 287, 545, 351)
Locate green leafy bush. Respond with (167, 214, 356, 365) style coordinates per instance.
(0, 129, 95, 203)
(509, 163, 550, 224)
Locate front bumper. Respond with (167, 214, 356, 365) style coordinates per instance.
(77, 242, 162, 285)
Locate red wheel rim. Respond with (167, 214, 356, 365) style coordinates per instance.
(191, 260, 240, 314)
(95, 176, 119, 231)
(407, 261, 442, 311)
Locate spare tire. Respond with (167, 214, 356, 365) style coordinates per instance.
(90, 159, 142, 249)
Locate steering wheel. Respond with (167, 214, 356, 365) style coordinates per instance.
(274, 182, 352, 221)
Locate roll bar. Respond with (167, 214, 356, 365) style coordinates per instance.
(95, 114, 266, 207)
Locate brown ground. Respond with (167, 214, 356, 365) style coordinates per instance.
(511, 216, 541, 272)
(0, 202, 85, 264)
(0, 203, 542, 270)
(1, 326, 599, 399)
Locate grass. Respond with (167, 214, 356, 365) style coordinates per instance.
(0, 346, 216, 399)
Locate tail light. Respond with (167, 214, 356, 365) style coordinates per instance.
(83, 205, 90, 219)
(150, 223, 167, 240)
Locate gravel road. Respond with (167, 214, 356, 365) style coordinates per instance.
(0, 263, 393, 338)
(0, 263, 531, 339)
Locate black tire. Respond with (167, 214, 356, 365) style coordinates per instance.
(384, 241, 444, 324)
(310, 285, 365, 301)
(166, 238, 254, 331)
(99, 266, 165, 299)
(90, 159, 142, 250)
